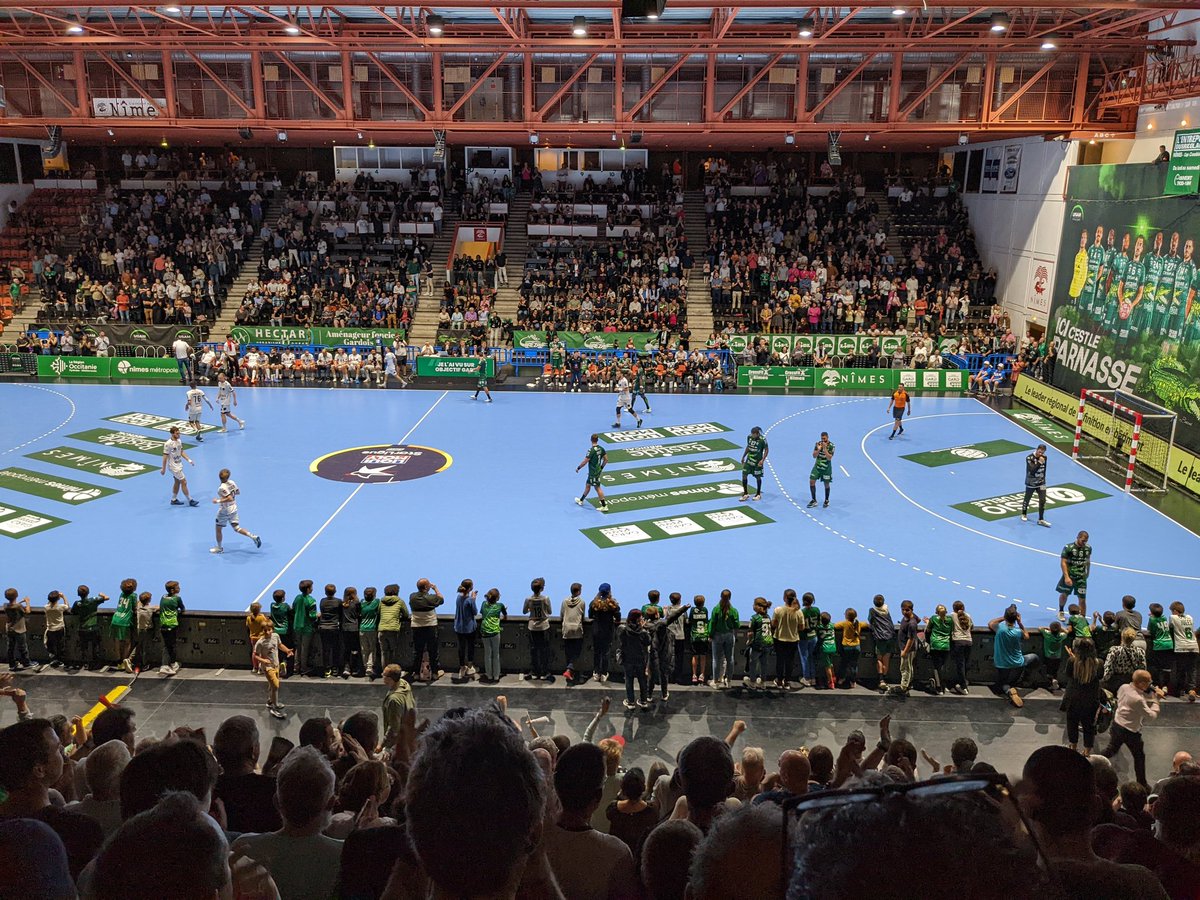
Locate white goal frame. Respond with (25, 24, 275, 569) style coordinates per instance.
(1072, 388, 1176, 493)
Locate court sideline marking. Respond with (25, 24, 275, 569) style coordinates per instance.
(765, 408, 1034, 606)
(248, 390, 449, 606)
(858, 412, 1200, 582)
(0, 385, 77, 455)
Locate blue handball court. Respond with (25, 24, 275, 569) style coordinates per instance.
(1, 382, 1197, 621)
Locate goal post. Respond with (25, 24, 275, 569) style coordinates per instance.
(1072, 388, 1177, 493)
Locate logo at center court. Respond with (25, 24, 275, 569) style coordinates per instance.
(310, 444, 452, 484)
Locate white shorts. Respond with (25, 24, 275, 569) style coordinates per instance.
(220, 404, 231, 415)
(168, 463, 185, 481)
(188, 413, 201, 423)
(216, 508, 239, 528)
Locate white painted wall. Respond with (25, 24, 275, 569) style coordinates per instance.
(951, 135, 1077, 336)
(0, 184, 35, 232)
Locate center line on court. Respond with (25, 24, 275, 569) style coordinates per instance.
(249, 390, 448, 605)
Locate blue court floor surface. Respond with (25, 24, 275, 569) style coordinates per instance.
(1, 382, 1198, 624)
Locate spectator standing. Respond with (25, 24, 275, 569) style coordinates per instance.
(71, 585, 107, 671)
(269, 588, 291, 660)
(618, 609, 652, 710)
(709, 589, 740, 688)
(666, 591, 689, 684)
(408, 577, 444, 682)
(245, 600, 269, 672)
(453, 580, 479, 680)
(1115, 594, 1145, 652)
(1101, 669, 1163, 786)
(478, 587, 506, 683)
(340, 586, 362, 678)
(923, 604, 953, 694)
(524, 577, 554, 682)
(771, 589, 801, 689)
(590, 583, 621, 683)
(868, 593, 897, 690)
(381, 663, 415, 747)
(1104, 628, 1147, 695)
(647, 600, 688, 701)
(158, 580, 184, 676)
(377, 583, 409, 672)
(745, 596, 773, 687)
(4, 590, 31, 671)
(358, 586, 381, 680)
(252, 627, 292, 719)
(895, 599, 920, 695)
(317, 583, 342, 678)
(687, 594, 711, 685)
(1168, 601, 1198, 701)
(948, 600, 974, 694)
(1146, 602, 1174, 688)
(606, 768, 659, 858)
(43, 590, 66, 668)
(797, 592, 821, 686)
(1062, 637, 1102, 755)
(291, 579, 318, 677)
(560, 582, 586, 682)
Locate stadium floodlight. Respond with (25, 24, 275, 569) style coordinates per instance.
(990, 13, 1010, 32)
(572, 16, 588, 37)
(1041, 35, 1059, 50)
(426, 14, 444, 36)
(798, 19, 815, 39)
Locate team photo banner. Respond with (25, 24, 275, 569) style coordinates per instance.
(724, 333, 909, 356)
(512, 331, 658, 352)
(1047, 163, 1200, 454)
(228, 326, 407, 347)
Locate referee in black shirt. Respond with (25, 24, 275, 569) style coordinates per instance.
(1021, 444, 1051, 526)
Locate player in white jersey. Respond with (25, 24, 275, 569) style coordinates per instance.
(300, 350, 316, 383)
(184, 382, 213, 443)
(612, 373, 643, 429)
(215, 372, 245, 432)
(281, 349, 296, 383)
(210, 467, 261, 554)
(161, 426, 199, 506)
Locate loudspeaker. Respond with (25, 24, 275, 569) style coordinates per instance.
(237, 127, 253, 140)
(622, 0, 666, 17)
(630, 131, 643, 144)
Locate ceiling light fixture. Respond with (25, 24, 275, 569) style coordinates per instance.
(107, 128, 115, 137)
(529, 132, 540, 144)
(163, 5, 182, 13)
(368, 138, 375, 149)
(67, 23, 85, 34)
(426, 14, 444, 36)
(891, 7, 906, 16)
(284, 23, 301, 36)
(1041, 35, 1058, 50)
(572, 16, 588, 37)
(784, 133, 795, 145)
(160, 136, 169, 147)
(276, 130, 288, 142)
(736, 53, 743, 62)
(798, 18, 815, 38)
(990, 13, 1010, 32)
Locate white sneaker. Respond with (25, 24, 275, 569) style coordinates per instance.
(159, 665, 171, 675)
(171, 662, 180, 673)
(1020, 514, 1028, 522)
(239, 420, 246, 429)
(574, 497, 583, 506)
(1058, 610, 1067, 621)
(210, 546, 224, 554)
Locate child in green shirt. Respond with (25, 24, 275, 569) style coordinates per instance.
(71, 585, 108, 671)
(359, 586, 381, 680)
(745, 597, 773, 688)
(478, 588, 507, 684)
(158, 580, 185, 676)
(815, 611, 838, 690)
(1065, 604, 1091, 643)
(1147, 602, 1174, 688)
(1041, 620, 1067, 691)
(111, 578, 138, 673)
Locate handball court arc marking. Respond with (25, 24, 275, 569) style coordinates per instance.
(1, 386, 77, 456)
(857, 412, 1200, 583)
(248, 390, 449, 606)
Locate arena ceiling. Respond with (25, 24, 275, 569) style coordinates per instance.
(0, 4, 1195, 149)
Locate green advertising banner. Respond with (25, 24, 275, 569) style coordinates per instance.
(37, 356, 108, 379)
(1165, 128, 1200, 196)
(580, 505, 774, 548)
(513, 331, 658, 352)
(605, 439, 741, 463)
(0, 501, 69, 539)
(0, 467, 119, 505)
(901, 440, 1032, 468)
(414, 357, 496, 378)
(952, 482, 1111, 521)
(229, 326, 406, 347)
(599, 458, 741, 487)
(1046, 163, 1200, 457)
(725, 333, 908, 356)
(26, 447, 156, 479)
(69, 429, 193, 457)
(111, 358, 180, 380)
(736, 367, 968, 392)
(599, 422, 732, 444)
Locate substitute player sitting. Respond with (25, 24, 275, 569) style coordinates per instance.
(887, 385, 910, 440)
(211, 468, 262, 554)
(808, 432, 835, 509)
(740, 427, 768, 502)
(613, 371, 643, 429)
(215, 373, 245, 432)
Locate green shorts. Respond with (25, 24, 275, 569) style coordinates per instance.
(810, 466, 832, 483)
(743, 463, 763, 478)
(1056, 577, 1087, 599)
(874, 638, 896, 655)
(817, 650, 837, 670)
(110, 624, 131, 640)
(587, 473, 602, 487)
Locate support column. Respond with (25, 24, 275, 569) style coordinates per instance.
(888, 53, 902, 122)
(1072, 52, 1091, 128)
(341, 51, 354, 123)
(251, 50, 266, 119)
(431, 51, 443, 119)
(161, 51, 177, 119)
(73, 50, 89, 116)
(980, 54, 996, 124)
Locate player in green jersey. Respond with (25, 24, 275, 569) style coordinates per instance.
(631, 359, 652, 413)
(1082, 225, 1107, 319)
(471, 353, 492, 402)
(808, 431, 835, 509)
(1101, 231, 1128, 334)
(1116, 236, 1146, 345)
(1141, 232, 1167, 337)
(1154, 232, 1182, 337)
(740, 426, 768, 501)
(1167, 237, 1196, 344)
(574, 433, 609, 511)
(1056, 530, 1092, 620)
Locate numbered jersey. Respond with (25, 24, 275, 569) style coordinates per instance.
(217, 382, 234, 408)
(744, 435, 767, 466)
(1083, 243, 1107, 300)
(812, 441, 835, 473)
(217, 479, 240, 514)
(616, 377, 632, 403)
(186, 388, 205, 415)
(1061, 542, 1091, 580)
(163, 437, 184, 468)
(586, 445, 606, 479)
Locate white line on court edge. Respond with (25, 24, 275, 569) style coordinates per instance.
(839, 465, 850, 478)
(248, 390, 449, 605)
(859, 412, 1200, 582)
(1, 385, 77, 455)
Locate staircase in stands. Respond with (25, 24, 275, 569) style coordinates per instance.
(206, 195, 284, 346)
(404, 207, 463, 347)
(682, 189, 713, 344)
(484, 191, 530, 347)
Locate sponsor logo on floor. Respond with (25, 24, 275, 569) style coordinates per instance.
(0, 502, 69, 538)
(605, 439, 740, 463)
(0, 467, 119, 504)
(951, 482, 1110, 521)
(589, 480, 751, 512)
(599, 422, 732, 444)
(69, 429, 194, 456)
(26, 447, 155, 479)
(901, 439, 1032, 468)
(310, 444, 452, 484)
(581, 506, 774, 548)
(599, 458, 741, 486)
(105, 412, 219, 433)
